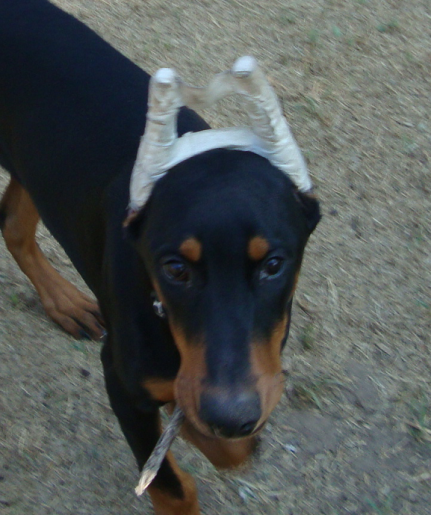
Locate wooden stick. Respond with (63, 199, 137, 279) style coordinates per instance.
(135, 405, 185, 496)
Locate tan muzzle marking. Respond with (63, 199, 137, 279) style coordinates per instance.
(250, 314, 288, 425)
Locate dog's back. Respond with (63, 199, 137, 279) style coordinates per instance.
(0, 0, 147, 227)
(0, 0, 206, 288)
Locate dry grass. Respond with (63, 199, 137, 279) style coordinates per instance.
(1, 0, 430, 514)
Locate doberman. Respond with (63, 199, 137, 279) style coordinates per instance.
(0, 1, 320, 513)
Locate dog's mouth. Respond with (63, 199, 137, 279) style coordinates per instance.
(178, 409, 262, 469)
(143, 376, 270, 439)
(180, 406, 267, 440)
(206, 419, 266, 439)
(181, 415, 264, 442)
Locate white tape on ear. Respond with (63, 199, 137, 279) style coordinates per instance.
(129, 57, 313, 212)
(230, 57, 312, 193)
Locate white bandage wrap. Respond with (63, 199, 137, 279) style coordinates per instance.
(128, 57, 313, 212)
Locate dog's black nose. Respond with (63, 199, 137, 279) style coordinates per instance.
(199, 390, 261, 438)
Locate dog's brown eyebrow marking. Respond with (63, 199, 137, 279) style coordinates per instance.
(248, 236, 270, 261)
(179, 237, 202, 262)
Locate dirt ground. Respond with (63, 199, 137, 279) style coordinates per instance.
(1, 0, 430, 514)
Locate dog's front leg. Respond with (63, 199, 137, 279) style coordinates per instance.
(0, 177, 104, 339)
(102, 348, 199, 515)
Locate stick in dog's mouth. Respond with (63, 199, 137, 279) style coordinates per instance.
(135, 405, 185, 496)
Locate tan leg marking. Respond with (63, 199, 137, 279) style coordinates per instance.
(148, 451, 200, 515)
(142, 378, 175, 403)
(0, 177, 104, 339)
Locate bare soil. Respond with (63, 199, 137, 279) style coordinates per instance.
(1, 1, 430, 514)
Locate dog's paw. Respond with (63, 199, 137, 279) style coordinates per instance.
(40, 280, 105, 340)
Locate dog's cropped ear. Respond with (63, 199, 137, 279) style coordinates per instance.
(123, 208, 146, 241)
(295, 191, 321, 234)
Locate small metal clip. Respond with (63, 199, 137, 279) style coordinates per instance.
(151, 293, 166, 318)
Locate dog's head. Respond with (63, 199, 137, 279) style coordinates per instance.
(126, 148, 319, 438)
(125, 57, 320, 439)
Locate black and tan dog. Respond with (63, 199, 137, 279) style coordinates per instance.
(0, 1, 320, 513)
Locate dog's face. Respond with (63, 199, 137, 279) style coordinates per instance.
(128, 149, 320, 439)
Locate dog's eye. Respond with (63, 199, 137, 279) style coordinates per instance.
(260, 257, 284, 280)
(162, 260, 190, 283)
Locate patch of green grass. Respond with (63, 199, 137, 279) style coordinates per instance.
(279, 9, 296, 25)
(332, 25, 342, 38)
(412, 398, 429, 426)
(407, 392, 431, 443)
(294, 384, 323, 409)
(415, 299, 430, 309)
(294, 96, 329, 126)
(304, 96, 319, 113)
(277, 54, 288, 66)
(163, 42, 174, 52)
(9, 293, 20, 307)
(365, 494, 395, 514)
(405, 51, 415, 63)
(71, 339, 89, 354)
(1, 505, 22, 515)
(291, 375, 347, 410)
(302, 149, 315, 163)
(377, 20, 399, 33)
(401, 135, 419, 156)
(307, 29, 319, 46)
(301, 323, 315, 350)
